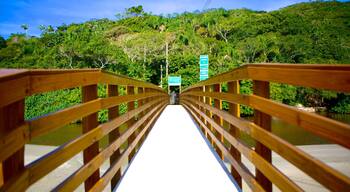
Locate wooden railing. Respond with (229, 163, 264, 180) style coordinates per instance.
(0, 69, 168, 191)
(181, 64, 350, 192)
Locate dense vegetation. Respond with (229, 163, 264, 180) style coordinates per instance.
(1, 1, 349, 118)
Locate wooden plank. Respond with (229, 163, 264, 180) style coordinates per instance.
(204, 85, 213, 145)
(0, 100, 25, 186)
(248, 65, 350, 93)
(198, 86, 205, 133)
(182, 103, 265, 192)
(107, 85, 121, 189)
(253, 80, 272, 192)
(101, 92, 159, 109)
(248, 95, 350, 149)
(28, 92, 159, 139)
(53, 102, 166, 192)
(183, 64, 350, 93)
(29, 98, 101, 138)
(0, 69, 28, 81)
(136, 87, 144, 147)
(227, 81, 242, 188)
(183, 101, 302, 192)
(0, 163, 3, 187)
(182, 96, 350, 191)
(144, 88, 152, 137)
(0, 98, 165, 192)
(0, 76, 29, 108)
(82, 85, 100, 191)
(213, 84, 224, 160)
(89, 103, 167, 192)
(100, 72, 164, 92)
(181, 91, 250, 106)
(0, 124, 29, 162)
(30, 71, 100, 95)
(182, 91, 350, 149)
(182, 66, 248, 92)
(127, 86, 136, 161)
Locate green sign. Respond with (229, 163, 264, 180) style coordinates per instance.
(199, 55, 209, 81)
(168, 76, 181, 86)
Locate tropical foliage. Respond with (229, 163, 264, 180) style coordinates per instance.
(1, 1, 350, 117)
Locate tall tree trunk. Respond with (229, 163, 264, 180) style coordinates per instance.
(165, 42, 169, 77)
(143, 45, 147, 79)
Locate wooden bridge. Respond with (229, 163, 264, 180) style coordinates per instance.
(0, 64, 349, 192)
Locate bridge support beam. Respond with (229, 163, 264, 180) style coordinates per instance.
(204, 85, 213, 145)
(82, 84, 100, 191)
(213, 84, 224, 160)
(228, 81, 242, 188)
(127, 86, 136, 162)
(0, 100, 25, 188)
(253, 80, 272, 192)
(108, 84, 121, 189)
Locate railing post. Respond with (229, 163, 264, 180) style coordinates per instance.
(204, 85, 213, 145)
(137, 87, 144, 148)
(108, 84, 121, 189)
(201, 86, 208, 138)
(228, 81, 242, 188)
(127, 86, 136, 161)
(253, 80, 272, 192)
(198, 86, 205, 133)
(0, 100, 25, 187)
(144, 88, 152, 137)
(82, 84, 100, 191)
(213, 83, 224, 160)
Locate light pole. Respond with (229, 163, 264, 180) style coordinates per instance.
(160, 64, 163, 88)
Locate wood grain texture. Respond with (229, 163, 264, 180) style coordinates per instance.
(182, 64, 350, 93)
(53, 102, 166, 192)
(0, 124, 29, 163)
(182, 96, 350, 191)
(127, 86, 136, 162)
(183, 101, 302, 192)
(0, 100, 25, 186)
(253, 80, 272, 192)
(107, 85, 121, 189)
(182, 91, 350, 149)
(0, 98, 166, 192)
(227, 81, 242, 188)
(213, 84, 224, 159)
(182, 103, 266, 192)
(28, 92, 159, 142)
(82, 85, 100, 191)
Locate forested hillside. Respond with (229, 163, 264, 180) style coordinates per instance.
(1, 1, 349, 116)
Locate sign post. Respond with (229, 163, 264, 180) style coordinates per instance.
(200, 55, 209, 81)
(168, 76, 181, 94)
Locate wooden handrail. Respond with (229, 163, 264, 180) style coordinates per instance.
(180, 63, 350, 192)
(182, 63, 350, 93)
(0, 69, 168, 192)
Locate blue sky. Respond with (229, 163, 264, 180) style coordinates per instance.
(0, 0, 347, 38)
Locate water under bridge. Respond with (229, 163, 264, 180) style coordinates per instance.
(0, 64, 350, 192)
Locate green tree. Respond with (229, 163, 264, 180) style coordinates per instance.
(0, 36, 6, 49)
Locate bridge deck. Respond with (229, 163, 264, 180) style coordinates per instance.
(115, 105, 238, 192)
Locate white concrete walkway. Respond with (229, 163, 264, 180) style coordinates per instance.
(115, 105, 238, 192)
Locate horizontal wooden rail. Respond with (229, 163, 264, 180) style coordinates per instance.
(0, 69, 168, 192)
(182, 64, 350, 93)
(0, 69, 165, 108)
(180, 63, 350, 192)
(182, 91, 350, 149)
(54, 101, 167, 191)
(183, 102, 302, 192)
